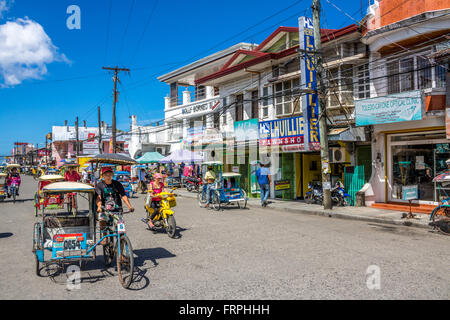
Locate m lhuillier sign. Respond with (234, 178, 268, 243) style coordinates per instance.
(299, 16, 320, 152)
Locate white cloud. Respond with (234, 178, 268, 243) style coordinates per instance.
(0, 0, 13, 19)
(0, 17, 69, 86)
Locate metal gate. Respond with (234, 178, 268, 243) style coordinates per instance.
(344, 165, 365, 206)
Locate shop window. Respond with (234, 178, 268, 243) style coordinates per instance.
(195, 85, 206, 101)
(400, 58, 414, 92)
(327, 65, 354, 107)
(435, 63, 447, 88)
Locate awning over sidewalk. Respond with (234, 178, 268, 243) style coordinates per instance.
(328, 126, 368, 142)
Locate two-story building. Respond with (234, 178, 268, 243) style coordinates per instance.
(359, 0, 449, 210)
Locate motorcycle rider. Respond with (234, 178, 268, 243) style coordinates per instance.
(144, 173, 168, 231)
(6, 167, 21, 197)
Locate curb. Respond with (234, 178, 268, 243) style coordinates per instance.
(178, 192, 430, 230)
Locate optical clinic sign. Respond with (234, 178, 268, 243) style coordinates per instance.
(259, 116, 304, 146)
(355, 90, 423, 126)
(181, 99, 219, 115)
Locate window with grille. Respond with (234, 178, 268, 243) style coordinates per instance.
(195, 85, 206, 101)
(274, 79, 300, 117)
(262, 87, 269, 118)
(326, 65, 354, 107)
(251, 90, 258, 119)
(357, 64, 370, 99)
(235, 94, 244, 122)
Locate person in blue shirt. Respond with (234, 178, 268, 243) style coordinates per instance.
(256, 163, 272, 207)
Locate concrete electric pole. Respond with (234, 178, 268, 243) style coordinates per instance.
(312, 0, 332, 210)
(102, 66, 130, 154)
(98, 106, 103, 154)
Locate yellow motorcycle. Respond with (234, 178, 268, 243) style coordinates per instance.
(143, 190, 177, 238)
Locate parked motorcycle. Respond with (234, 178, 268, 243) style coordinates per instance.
(305, 181, 323, 205)
(184, 176, 202, 193)
(331, 181, 351, 206)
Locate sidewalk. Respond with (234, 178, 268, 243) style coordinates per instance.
(177, 189, 431, 230)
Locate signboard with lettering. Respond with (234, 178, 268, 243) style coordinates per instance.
(275, 180, 291, 191)
(355, 90, 423, 126)
(234, 119, 258, 142)
(299, 16, 320, 151)
(181, 99, 219, 115)
(402, 185, 418, 201)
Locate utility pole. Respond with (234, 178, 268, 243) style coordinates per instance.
(102, 66, 130, 153)
(98, 106, 103, 154)
(75, 117, 79, 157)
(312, 0, 332, 210)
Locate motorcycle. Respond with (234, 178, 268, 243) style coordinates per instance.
(331, 181, 351, 206)
(8, 178, 20, 203)
(184, 176, 202, 193)
(305, 181, 323, 205)
(142, 189, 177, 238)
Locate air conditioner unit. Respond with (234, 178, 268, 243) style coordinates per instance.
(330, 147, 346, 163)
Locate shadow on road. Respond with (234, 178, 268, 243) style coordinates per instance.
(133, 247, 176, 268)
(0, 232, 13, 239)
(3, 198, 34, 204)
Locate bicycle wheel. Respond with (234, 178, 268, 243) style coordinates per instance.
(12, 188, 16, 204)
(103, 238, 115, 267)
(430, 205, 450, 235)
(211, 190, 221, 211)
(116, 235, 134, 289)
(237, 190, 247, 209)
(197, 190, 207, 208)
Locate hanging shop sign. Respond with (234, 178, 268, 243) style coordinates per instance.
(299, 16, 320, 151)
(82, 132, 99, 155)
(355, 90, 423, 126)
(181, 99, 220, 115)
(275, 180, 291, 191)
(234, 118, 259, 142)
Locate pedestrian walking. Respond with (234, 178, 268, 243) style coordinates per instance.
(256, 163, 271, 207)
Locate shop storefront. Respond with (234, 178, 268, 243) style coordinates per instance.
(387, 129, 448, 204)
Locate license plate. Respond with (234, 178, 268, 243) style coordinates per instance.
(48, 197, 57, 204)
(117, 223, 126, 234)
(64, 239, 81, 251)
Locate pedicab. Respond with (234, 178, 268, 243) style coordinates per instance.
(197, 161, 248, 210)
(34, 175, 65, 216)
(32, 182, 135, 288)
(6, 164, 21, 203)
(429, 172, 450, 235)
(0, 173, 7, 202)
(114, 171, 135, 198)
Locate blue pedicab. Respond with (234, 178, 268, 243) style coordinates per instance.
(114, 171, 135, 198)
(197, 161, 248, 211)
(32, 182, 135, 289)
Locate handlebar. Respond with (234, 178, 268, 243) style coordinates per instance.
(100, 206, 133, 214)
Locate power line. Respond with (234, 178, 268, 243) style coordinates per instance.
(117, 0, 136, 65)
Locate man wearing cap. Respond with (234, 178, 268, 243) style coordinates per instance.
(95, 167, 135, 245)
(204, 166, 216, 208)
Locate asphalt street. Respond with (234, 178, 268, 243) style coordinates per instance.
(0, 176, 448, 299)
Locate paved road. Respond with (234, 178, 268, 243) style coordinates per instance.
(0, 176, 448, 299)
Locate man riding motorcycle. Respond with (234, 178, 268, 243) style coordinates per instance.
(6, 168, 21, 198)
(144, 173, 168, 231)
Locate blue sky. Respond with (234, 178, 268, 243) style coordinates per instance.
(0, 0, 366, 156)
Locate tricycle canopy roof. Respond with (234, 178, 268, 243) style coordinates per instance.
(89, 153, 138, 165)
(136, 152, 164, 164)
(0, 173, 6, 178)
(62, 163, 80, 167)
(6, 164, 21, 168)
(43, 182, 95, 194)
(202, 161, 223, 166)
(114, 171, 131, 175)
(39, 175, 65, 182)
(222, 172, 241, 178)
(433, 172, 450, 182)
